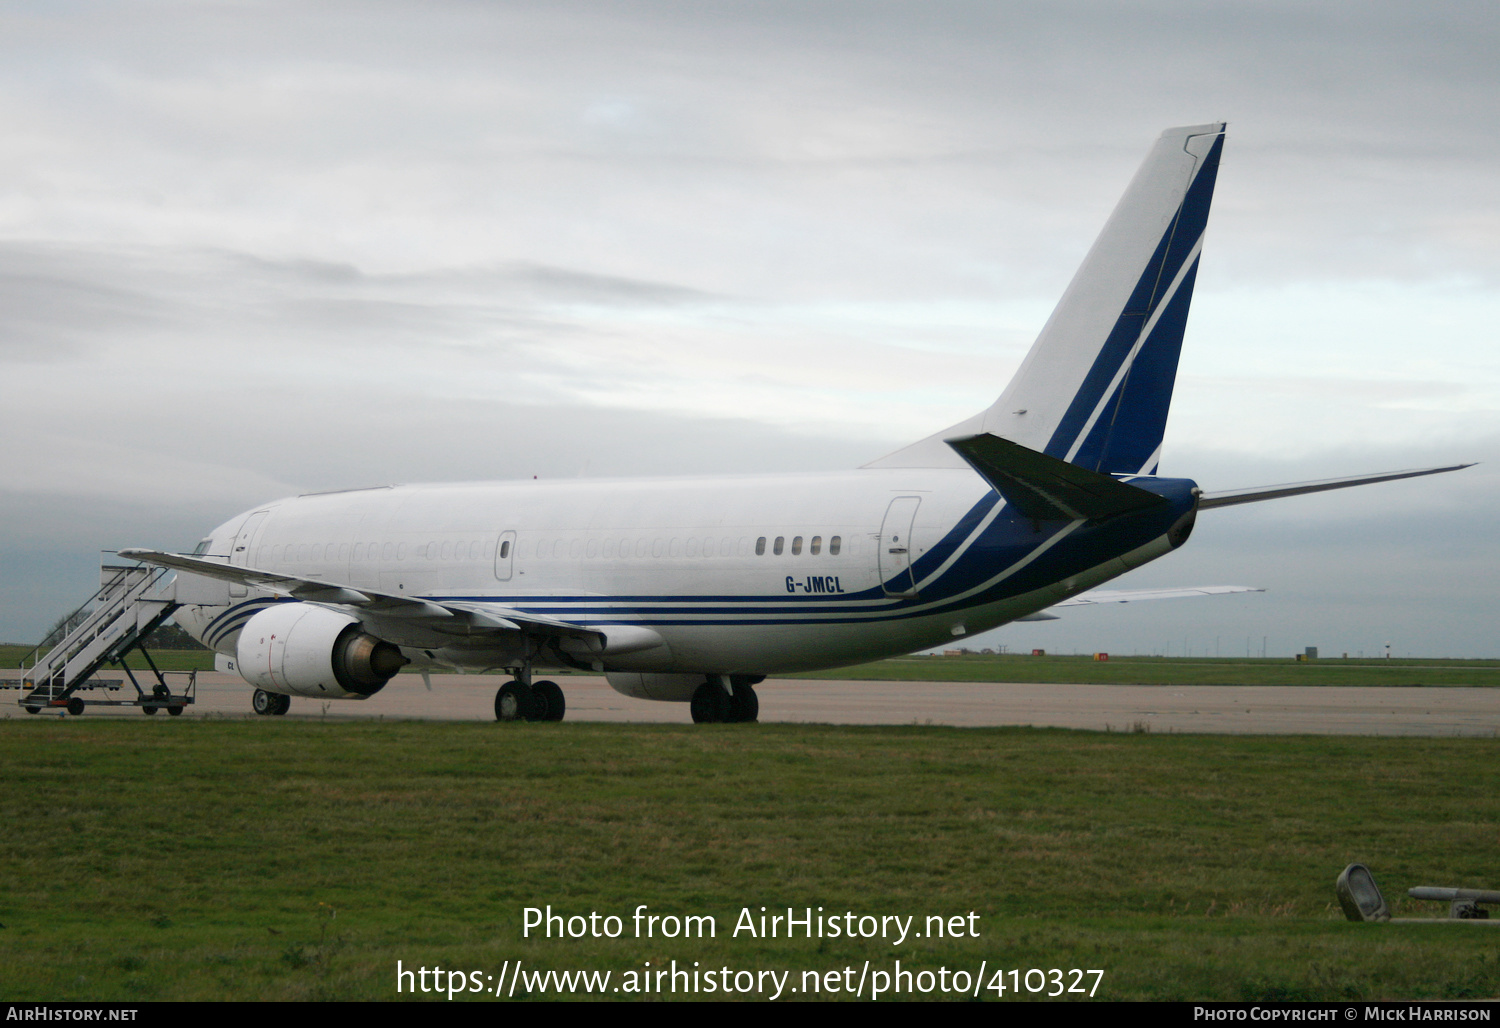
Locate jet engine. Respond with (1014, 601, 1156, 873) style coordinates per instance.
(235, 603, 408, 698)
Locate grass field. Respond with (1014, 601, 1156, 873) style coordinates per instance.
(2, 718, 1497, 1002)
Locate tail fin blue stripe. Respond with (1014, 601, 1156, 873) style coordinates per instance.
(1044, 132, 1224, 472)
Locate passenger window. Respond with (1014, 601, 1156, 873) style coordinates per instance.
(811, 536, 822, 555)
(791, 536, 803, 555)
(500, 540, 511, 559)
(756, 537, 766, 555)
(830, 536, 842, 555)
(774, 536, 784, 555)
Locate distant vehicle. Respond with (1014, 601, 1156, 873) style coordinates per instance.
(126, 124, 1465, 722)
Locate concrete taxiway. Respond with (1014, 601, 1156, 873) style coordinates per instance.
(17, 672, 1499, 736)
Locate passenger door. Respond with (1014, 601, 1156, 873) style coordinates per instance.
(878, 497, 921, 597)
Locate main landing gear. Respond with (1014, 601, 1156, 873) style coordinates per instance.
(252, 689, 291, 716)
(691, 677, 759, 724)
(494, 679, 566, 722)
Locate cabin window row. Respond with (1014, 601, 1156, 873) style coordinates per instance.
(754, 535, 841, 556)
(526, 535, 846, 560)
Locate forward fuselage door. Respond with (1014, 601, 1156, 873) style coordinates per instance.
(228, 510, 270, 598)
(494, 530, 517, 581)
(878, 496, 921, 598)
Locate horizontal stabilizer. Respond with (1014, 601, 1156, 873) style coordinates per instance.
(1198, 465, 1474, 509)
(1053, 585, 1262, 605)
(1016, 584, 1261, 621)
(947, 433, 1169, 521)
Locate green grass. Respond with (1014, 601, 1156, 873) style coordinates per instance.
(1, 720, 1497, 1001)
(0, 644, 216, 673)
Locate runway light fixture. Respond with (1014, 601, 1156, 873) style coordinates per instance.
(1336, 863, 1389, 922)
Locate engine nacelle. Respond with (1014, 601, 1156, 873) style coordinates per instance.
(235, 603, 408, 698)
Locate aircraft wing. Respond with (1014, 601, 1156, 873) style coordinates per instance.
(1013, 584, 1262, 621)
(117, 548, 605, 646)
(1197, 465, 1473, 509)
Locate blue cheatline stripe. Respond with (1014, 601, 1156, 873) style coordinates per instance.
(202, 597, 286, 647)
(1045, 132, 1224, 472)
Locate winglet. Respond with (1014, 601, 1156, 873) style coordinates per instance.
(947, 433, 1169, 521)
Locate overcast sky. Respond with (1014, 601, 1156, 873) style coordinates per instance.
(2, 1, 1497, 656)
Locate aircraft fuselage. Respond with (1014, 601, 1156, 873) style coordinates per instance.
(174, 468, 1199, 684)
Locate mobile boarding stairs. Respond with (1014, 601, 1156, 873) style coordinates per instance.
(3, 560, 197, 716)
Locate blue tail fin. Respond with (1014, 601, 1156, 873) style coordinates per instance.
(867, 123, 1226, 476)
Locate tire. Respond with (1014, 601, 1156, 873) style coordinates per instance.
(252, 689, 278, 716)
(66, 697, 85, 717)
(727, 685, 759, 723)
(167, 705, 184, 717)
(494, 680, 537, 722)
(690, 681, 730, 723)
(142, 705, 159, 715)
(532, 680, 566, 722)
(24, 706, 39, 715)
(271, 693, 291, 716)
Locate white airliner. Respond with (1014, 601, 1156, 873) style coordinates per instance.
(124, 123, 1466, 723)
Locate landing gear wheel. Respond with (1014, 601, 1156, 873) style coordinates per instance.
(532, 680, 566, 722)
(690, 681, 730, 724)
(495, 680, 537, 722)
(66, 698, 85, 717)
(727, 685, 759, 723)
(253, 689, 289, 716)
(167, 705, 183, 717)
